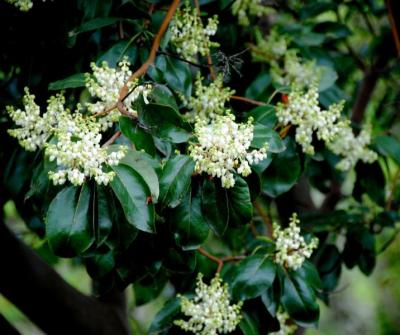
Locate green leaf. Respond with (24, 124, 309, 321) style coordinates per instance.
(133, 275, 167, 306)
(139, 103, 191, 143)
(97, 41, 137, 68)
(119, 149, 160, 203)
(109, 165, 155, 233)
(70, 17, 121, 36)
(245, 72, 271, 100)
(247, 105, 277, 128)
(373, 135, 400, 165)
(281, 270, 320, 328)
(318, 66, 338, 92)
(230, 255, 276, 300)
(354, 161, 385, 206)
(86, 250, 115, 278)
(159, 155, 195, 208)
(149, 298, 181, 333)
(151, 85, 179, 112)
(171, 189, 210, 250)
(95, 185, 113, 246)
(239, 312, 260, 335)
(48, 73, 86, 90)
(201, 179, 229, 235)
(252, 124, 286, 153)
(261, 137, 301, 197)
(296, 260, 322, 290)
(227, 176, 253, 226)
(119, 117, 156, 156)
(46, 185, 93, 257)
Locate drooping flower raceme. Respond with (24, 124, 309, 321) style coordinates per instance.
(46, 112, 126, 186)
(273, 213, 318, 270)
(327, 124, 378, 171)
(231, 0, 275, 26)
(270, 309, 298, 335)
(174, 273, 243, 335)
(276, 85, 345, 155)
(85, 59, 152, 131)
(170, 2, 219, 61)
(182, 74, 235, 122)
(189, 114, 268, 188)
(6, 0, 33, 11)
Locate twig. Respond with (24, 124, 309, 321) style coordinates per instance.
(157, 50, 210, 69)
(102, 131, 121, 147)
(230, 95, 267, 106)
(118, 0, 180, 100)
(386, 0, 400, 56)
(279, 124, 292, 138)
(197, 247, 244, 273)
(253, 200, 273, 238)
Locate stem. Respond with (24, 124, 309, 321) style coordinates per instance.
(118, 0, 180, 100)
(157, 50, 210, 69)
(197, 247, 244, 273)
(279, 124, 292, 138)
(386, 0, 400, 56)
(253, 200, 273, 238)
(230, 95, 267, 106)
(103, 131, 122, 147)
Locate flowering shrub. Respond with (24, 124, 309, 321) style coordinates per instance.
(1, 0, 399, 334)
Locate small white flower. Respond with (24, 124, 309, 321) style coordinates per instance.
(6, 0, 33, 11)
(174, 273, 243, 335)
(270, 308, 298, 335)
(273, 213, 318, 270)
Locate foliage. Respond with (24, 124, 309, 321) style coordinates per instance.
(1, 0, 399, 334)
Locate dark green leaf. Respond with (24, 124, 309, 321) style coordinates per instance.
(373, 135, 400, 165)
(239, 312, 260, 335)
(159, 155, 195, 208)
(70, 17, 120, 36)
(46, 185, 93, 257)
(149, 298, 181, 333)
(109, 165, 155, 233)
(171, 189, 210, 250)
(95, 185, 113, 245)
(119, 117, 156, 156)
(48, 73, 86, 90)
(245, 72, 271, 100)
(97, 41, 137, 67)
(354, 161, 385, 206)
(281, 270, 319, 328)
(227, 176, 253, 226)
(252, 124, 286, 153)
(261, 137, 301, 197)
(247, 105, 277, 128)
(86, 250, 115, 278)
(230, 255, 276, 300)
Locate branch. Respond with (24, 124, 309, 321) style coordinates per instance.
(0, 221, 130, 335)
(230, 95, 267, 106)
(197, 247, 244, 273)
(253, 199, 273, 237)
(386, 0, 400, 56)
(118, 0, 180, 100)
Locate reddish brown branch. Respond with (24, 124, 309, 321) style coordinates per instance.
(230, 95, 267, 106)
(118, 0, 180, 100)
(103, 131, 122, 147)
(386, 0, 400, 56)
(197, 247, 244, 273)
(253, 200, 273, 238)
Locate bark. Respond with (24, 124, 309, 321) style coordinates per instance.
(0, 221, 130, 335)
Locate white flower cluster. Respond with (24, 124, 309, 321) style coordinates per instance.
(252, 29, 289, 62)
(46, 112, 126, 186)
(276, 85, 345, 155)
(182, 74, 235, 122)
(271, 50, 321, 88)
(174, 273, 243, 335)
(327, 125, 378, 171)
(6, 0, 33, 11)
(270, 309, 298, 335)
(189, 114, 268, 188)
(273, 213, 318, 270)
(7, 89, 65, 151)
(231, 0, 275, 26)
(170, 1, 219, 61)
(85, 59, 152, 131)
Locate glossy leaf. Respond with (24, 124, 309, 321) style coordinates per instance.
(252, 124, 286, 153)
(159, 155, 195, 208)
(149, 298, 181, 333)
(171, 189, 210, 250)
(46, 185, 93, 257)
(230, 255, 276, 300)
(95, 185, 113, 245)
(48, 73, 86, 90)
(374, 135, 400, 165)
(109, 164, 155, 233)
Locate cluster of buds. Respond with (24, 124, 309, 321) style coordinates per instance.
(189, 114, 268, 188)
(327, 124, 378, 171)
(273, 213, 318, 270)
(181, 74, 235, 122)
(6, 0, 33, 11)
(252, 28, 289, 62)
(276, 85, 345, 155)
(85, 59, 152, 131)
(270, 309, 298, 335)
(45, 112, 126, 186)
(231, 0, 275, 26)
(170, 1, 219, 61)
(174, 273, 243, 335)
